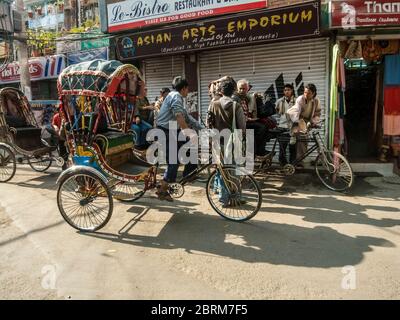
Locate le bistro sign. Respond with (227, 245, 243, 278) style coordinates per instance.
(0, 55, 66, 84)
(116, 2, 320, 60)
(330, 0, 400, 28)
(107, 0, 268, 32)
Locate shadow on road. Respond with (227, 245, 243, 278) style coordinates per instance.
(79, 206, 395, 268)
(7, 168, 59, 191)
(0, 220, 65, 247)
(259, 173, 400, 201)
(260, 194, 400, 228)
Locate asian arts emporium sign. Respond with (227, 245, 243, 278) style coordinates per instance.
(116, 1, 321, 60)
(107, 0, 268, 32)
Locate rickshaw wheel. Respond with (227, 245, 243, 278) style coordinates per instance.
(0, 144, 16, 183)
(112, 181, 146, 202)
(57, 170, 113, 232)
(206, 165, 262, 222)
(28, 152, 52, 172)
(315, 150, 354, 192)
(168, 183, 184, 198)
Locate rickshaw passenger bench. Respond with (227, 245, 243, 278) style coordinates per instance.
(95, 130, 134, 168)
(4, 117, 52, 155)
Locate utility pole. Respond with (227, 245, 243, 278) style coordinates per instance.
(15, 0, 31, 100)
(64, 0, 78, 31)
(64, 0, 72, 31)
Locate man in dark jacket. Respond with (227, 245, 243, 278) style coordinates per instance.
(208, 78, 246, 207)
(208, 79, 246, 133)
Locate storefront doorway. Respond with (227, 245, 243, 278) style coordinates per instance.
(344, 62, 382, 161)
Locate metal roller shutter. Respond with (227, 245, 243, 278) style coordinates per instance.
(143, 56, 185, 104)
(198, 38, 330, 160)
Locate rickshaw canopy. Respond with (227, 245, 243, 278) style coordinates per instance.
(57, 60, 144, 98)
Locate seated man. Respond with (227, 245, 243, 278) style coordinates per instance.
(233, 79, 269, 159)
(286, 83, 322, 168)
(131, 88, 153, 150)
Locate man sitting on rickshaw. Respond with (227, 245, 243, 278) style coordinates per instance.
(131, 87, 154, 150)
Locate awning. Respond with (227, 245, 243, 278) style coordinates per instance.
(0, 55, 66, 85)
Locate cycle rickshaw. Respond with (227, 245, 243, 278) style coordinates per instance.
(254, 123, 354, 192)
(0, 88, 64, 182)
(56, 60, 262, 232)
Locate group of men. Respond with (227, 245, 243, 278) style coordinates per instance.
(154, 76, 322, 202)
(208, 77, 322, 168)
(52, 74, 322, 203)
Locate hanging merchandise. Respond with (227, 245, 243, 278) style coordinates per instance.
(329, 44, 347, 152)
(384, 54, 400, 86)
(384, 86, 400, 115)
(383, 53, 400, 136)
(344, 40, 363, 59)
(383, 115, 400, 136)
(378, 40, 400, 55)
(362, 39, 382, 63)
(338, 57, 346, 91)
(329, 44, 339, 149)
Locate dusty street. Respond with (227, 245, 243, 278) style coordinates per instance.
(0, 165, 399, 300)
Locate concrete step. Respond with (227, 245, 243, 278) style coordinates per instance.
(350, 162, 394, 177)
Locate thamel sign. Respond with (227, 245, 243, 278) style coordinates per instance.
(116, 2, 320, 60)
(107, 0, 268, 32)
(330, 0, 400, 29)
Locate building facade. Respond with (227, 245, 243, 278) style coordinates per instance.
(325, 0, 400, 170)
(99, 0, 400, 171)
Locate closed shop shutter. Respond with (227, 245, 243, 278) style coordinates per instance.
(198, 38, 330, 160)
(143, 55, 185, 104)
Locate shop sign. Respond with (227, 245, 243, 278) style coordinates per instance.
(56, 36, 80, 54)
(330, 0, 400, 29)
(81, 35, 110, 50)
(116, 1, 320, 60)
(67, 47, 109, 65)
(107, 0, 268, 32)
(0, 55, 66, 84)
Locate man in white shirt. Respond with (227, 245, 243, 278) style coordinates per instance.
(286, 83, 322, 168)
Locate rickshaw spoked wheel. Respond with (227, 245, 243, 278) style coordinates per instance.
(28, 152, 53, 172)
(57, 170, 113, 232)
(112, 181, 146, 202)
(0, 144, 16, 183)
(206, 165, 262, 222)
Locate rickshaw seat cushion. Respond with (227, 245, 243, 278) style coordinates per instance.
(5, 115, 28, 128)
(95, 131, 134, 156)
(13, 127, 46, 152)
